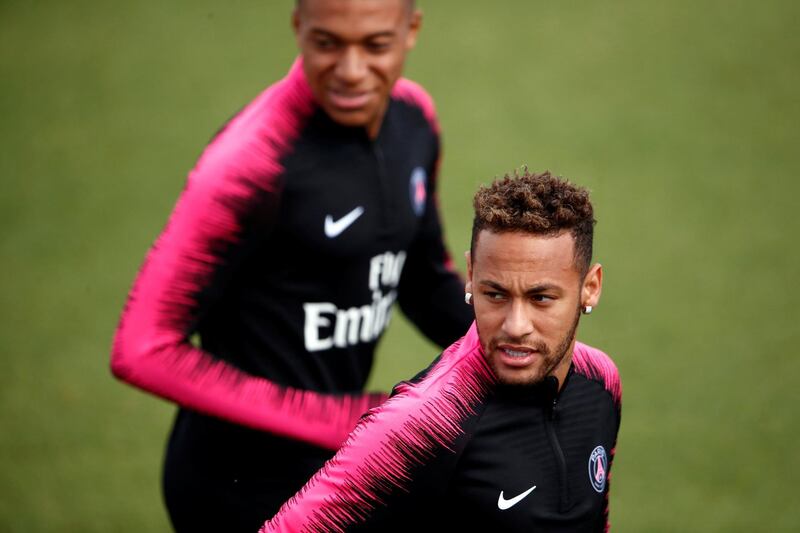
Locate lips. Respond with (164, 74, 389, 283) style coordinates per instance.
(327, 89, 372, 111)
(497, 344, 539, 368)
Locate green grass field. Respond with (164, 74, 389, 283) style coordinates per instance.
(2, 0, 799, 530)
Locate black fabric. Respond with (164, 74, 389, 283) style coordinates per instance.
(162, 76, 471, 531)
(441, 371, 619, 531)
(163, 411, 334, 532)
(350, 366, 620, 532)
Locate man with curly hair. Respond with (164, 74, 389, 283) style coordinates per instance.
(261, 170, 622, 532)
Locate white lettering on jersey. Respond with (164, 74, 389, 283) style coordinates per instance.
(368, 251, 406, 291)
(303, 302, 336, 351)
(304, 251, 406, 352)
(304, 291, 397, 352)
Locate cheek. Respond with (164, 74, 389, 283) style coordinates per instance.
(541, 306, 579, 342)
(302, 63, 322, 86)
(373, 54, 405, 81)
(473, 303, 502, 334)
(303, 53, 335, 75)
(539, 307, 570, 332)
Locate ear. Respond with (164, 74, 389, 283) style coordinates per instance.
(405, 9, 422, 50)
(581, 263, 603, 309)
(464, 250, 473, 295)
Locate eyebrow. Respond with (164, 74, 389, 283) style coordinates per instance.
(309, 28, 397, 40)
(478, 280, 561, 295)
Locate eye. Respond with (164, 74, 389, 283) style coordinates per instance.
(532, 294, 555, 304)
(366, 40, 392, 53)
(312, 36, 338, 51)
(483, 291, 506, 301)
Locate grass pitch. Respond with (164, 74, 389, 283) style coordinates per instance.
(1, 0, 798, 530)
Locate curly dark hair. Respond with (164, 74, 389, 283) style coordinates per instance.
(471, 169, 596, 273)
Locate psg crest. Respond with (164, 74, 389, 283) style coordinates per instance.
(588, 446, 608, 493)
(409, 167, 427, 216)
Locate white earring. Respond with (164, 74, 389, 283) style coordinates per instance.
(465, 292, 473, 305)
(582, 305, 593, 315)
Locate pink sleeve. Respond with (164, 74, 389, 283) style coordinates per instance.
(110, 59, 386, 451)
(573, 341, 622, 408)
(391, 78, 440, 135)
(261, 324, 494, 532)
(573, 341, 622, 531)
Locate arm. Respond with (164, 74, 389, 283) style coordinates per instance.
(392, 80, 473, 347)
(397, 184, 473, 346)
(398, 190, 473, 346)
(262, 324, 493, 532)
(603, 379, 622, 532)
(111, 85, 385, 451)
(396, 148, 473, 349)
(573, 341, 622, 532)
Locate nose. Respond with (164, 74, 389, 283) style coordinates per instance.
(502, 300, 535, 340)
(335, 46, 367, 85)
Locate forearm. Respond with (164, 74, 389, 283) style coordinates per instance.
(111, 326, 385, 449)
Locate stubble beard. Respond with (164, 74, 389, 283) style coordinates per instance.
(484, 307, 582, 388)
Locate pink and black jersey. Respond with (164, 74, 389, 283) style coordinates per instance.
(110, 59, 472, 531)
(263, 324, 622, 532)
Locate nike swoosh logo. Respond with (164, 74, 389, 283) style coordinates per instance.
(497, 485, 537, 510)
(324, 206, 365, 238)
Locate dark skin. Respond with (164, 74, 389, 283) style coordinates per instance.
(292, 0, 422, 139)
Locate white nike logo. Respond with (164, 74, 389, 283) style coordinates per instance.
(324, 206, 364, 238)
(497, 485, 537, 510)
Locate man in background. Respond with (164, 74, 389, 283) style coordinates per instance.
(110, 0, 472, 531)
(262, 170, 622, 532)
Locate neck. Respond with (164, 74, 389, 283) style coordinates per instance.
(550, 339, 577, 391)
(366, 99, 390, 140)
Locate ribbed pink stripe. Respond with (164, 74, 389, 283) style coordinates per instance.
(391, 77, 463, 278)
(262, 323, 495, 533)
(604, 445, 617, 532)
(110, 59, 386, 450)
(572, 341, 621, 407)
(573, 342, 620, 532)
(392, 77, 440, 134)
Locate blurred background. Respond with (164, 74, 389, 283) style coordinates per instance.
(1, 0, 798, 530)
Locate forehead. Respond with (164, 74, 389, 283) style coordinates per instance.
(297, 0, 408, 32)
(472, 230, 581, 286)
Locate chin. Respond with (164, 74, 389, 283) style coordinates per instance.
(493, 366, 545, 388)
(323, 105, 371, 125)
(500, 375, 546, 388)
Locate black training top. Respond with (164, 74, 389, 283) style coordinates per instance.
(111, 58, 473, 450)
(263, 324, 622, 532)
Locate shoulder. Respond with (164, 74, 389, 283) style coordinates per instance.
(189, 59, 317, 191)
(384, 323, 493, 428)
(391, 78, 439, 134)
(572, 341, 622, 408)
(265, 324, 494, 532)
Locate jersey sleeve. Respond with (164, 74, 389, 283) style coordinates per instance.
(392, 81, 474, 347)
(261, 325, 494, 532)
(601, 398, 621, 532)
(110, 64, 387, 451)
(573, 341, 622, 532)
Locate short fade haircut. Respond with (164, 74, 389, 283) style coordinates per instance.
(295, 0, 416, 11)
(471, 169, 596, 274)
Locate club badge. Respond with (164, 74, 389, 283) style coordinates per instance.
(588, 445, 607, 493)
(409, 167, 427, 216)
